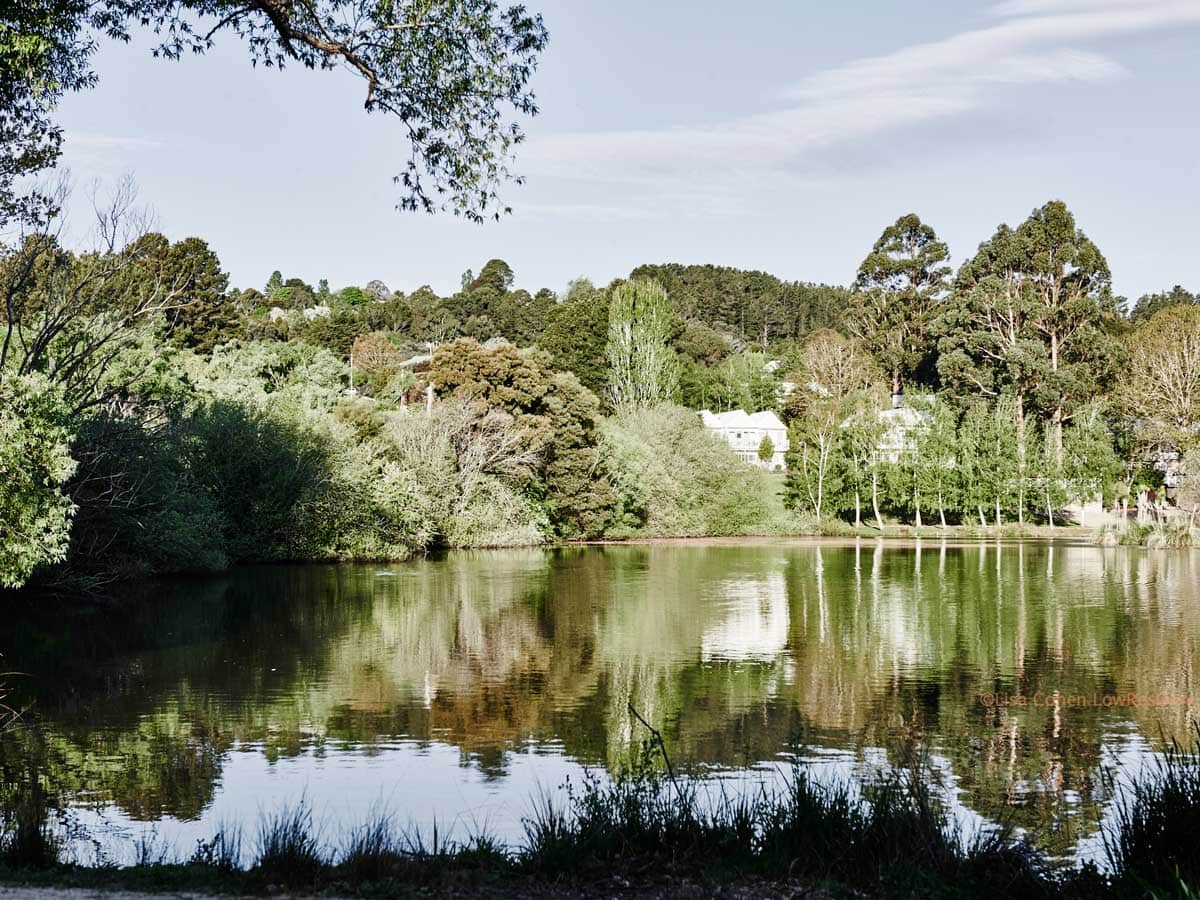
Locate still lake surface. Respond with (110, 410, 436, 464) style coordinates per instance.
(4, 539, 1199, 865)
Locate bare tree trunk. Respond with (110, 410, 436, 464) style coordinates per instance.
(978, 505, 986, 527)
(854, 490, 862, 528)
(1046, 487, 1054, 528)
(995, 496, 1003, 528)
(938, 491, 947, 529)
(873, 472, 884, 531)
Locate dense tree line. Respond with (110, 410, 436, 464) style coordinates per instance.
(4, 182, 1200, 590)
(784, 203, 1200, 531)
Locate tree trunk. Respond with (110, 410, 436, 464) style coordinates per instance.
(915, 501, 922, 529)
(995, 496, 1003, 528)
(854, 490, 862, 528)
(938, 491, 947, 529)
(872, 472, 884, 531)
(892, 368, 901, 397)
(978, 505, 986, 527)
(1045, 487, 1054, 528)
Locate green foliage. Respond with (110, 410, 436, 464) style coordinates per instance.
(1129, 285, 1198, 322)
(144, 235, 240, 352)
(937, 200, 1120, 459)
(630, 263, 847, 346)
(849, 213, 951, 394)
(683, 351, 777, 413)
(0, 375, 76, 588)
(538, 278, 610, 398)
(431, 337, 617, 538)
(757, 434, 774, 463)
(607, 279, 679, 412)
(66, 411, 229, 580)
(0, 0, 549, 222)
(602, 405, 772, 536)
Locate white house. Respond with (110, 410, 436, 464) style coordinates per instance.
(875, 396, 933, 463)
(700, 409, 789, 470)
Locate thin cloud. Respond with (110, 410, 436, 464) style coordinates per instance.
(520, 0, 1200, 214)
(66, 132, 166, 152)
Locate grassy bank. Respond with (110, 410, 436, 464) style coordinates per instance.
(1095, 522, 1200, 549)
(6, 735, 1200, 899)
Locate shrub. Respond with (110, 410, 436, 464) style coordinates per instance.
(602, 405, 773, 537)
(0, 375, 77, 589)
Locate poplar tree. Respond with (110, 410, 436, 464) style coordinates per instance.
(606, 279, 678, 412)
(915, 400, 958, 528)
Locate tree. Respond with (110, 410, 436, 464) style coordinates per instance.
(1019, 200, 1119, 458)
(539, 278, 609, 398)
(301, 308, 367, 358)
(840, 399, 885, 529)
(938, 201, 1120, 463)
(351, 332, 404, 394)
(915, 400, 958, 527)
(1178, 448, 1200, 528)
(152, 236, 239, 352)
(785, 394, 845, 520)
(430, 337, 617, 537)
(1120, 305, 1200, 454)
(783, 329, 882, 418)
(631, 263, 847, 345)
(1, 0, 549, 222)
(757, 434, 774, 464)
(710, 352, 777, 413)
(1062, 401, 1123, 510)
(0, 180, 205, 413)
(606, 278, 678, 411)
(848, 214, 951, 396)
(0, 375, 76, 588)
(1129, 285, 1197, 322)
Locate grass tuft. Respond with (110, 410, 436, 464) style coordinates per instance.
(251, 800, 324, 885)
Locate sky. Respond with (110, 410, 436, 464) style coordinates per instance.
(54, 0, 1200, 302)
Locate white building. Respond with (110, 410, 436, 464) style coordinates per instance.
(700, 409, 789, 470)
(876, 396, 932, 463)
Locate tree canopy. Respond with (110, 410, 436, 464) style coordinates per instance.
(1, 0, 549, 221)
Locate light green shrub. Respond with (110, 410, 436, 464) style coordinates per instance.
(0, 376, 77, 588)
(601, 404, 773, 537)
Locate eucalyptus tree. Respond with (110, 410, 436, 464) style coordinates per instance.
(1019, 201, 1119, 458)
(847, 214, 951, 396)
(937, 201, 1119, 461)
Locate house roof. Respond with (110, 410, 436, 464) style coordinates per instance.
(700, 409, 786, 430)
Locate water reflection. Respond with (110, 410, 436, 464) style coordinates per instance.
(3, 541, 1199, 862)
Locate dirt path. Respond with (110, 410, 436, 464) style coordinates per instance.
(0, 881, 831, 900)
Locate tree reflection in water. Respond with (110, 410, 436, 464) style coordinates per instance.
(3, 541, 1199, 863)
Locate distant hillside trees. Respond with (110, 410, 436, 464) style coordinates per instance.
(630, 263, 848, 346)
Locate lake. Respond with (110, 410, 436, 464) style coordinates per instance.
(3, 540, 1199, 866)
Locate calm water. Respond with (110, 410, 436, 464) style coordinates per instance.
(4, 540, 1199, 865)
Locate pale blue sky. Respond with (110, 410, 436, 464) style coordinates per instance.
(56, 0, 1200, 302)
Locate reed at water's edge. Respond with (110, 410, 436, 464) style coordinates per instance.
(6, 727, 1200, 899)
